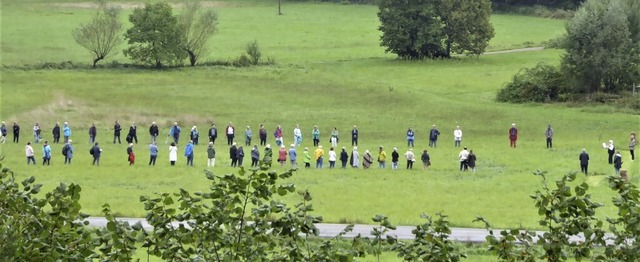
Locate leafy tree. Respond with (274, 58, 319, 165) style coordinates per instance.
(378, 0, 445, 59)
(72, 0, 123, 68)
(561, 0, 640, 94)
(178, 0, 218, 66)
(438, 0, 495, 57)
(124, 2, 185, 68)
(377, 0, 494, 59)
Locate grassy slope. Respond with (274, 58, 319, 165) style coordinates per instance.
(1, 1, 639, 231)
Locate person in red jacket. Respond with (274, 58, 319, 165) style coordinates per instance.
(509, 123, 518, 148)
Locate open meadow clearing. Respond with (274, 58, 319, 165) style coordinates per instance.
(1, 0, 638, 235)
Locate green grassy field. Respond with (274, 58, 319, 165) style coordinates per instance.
(1, 0, 639, 233)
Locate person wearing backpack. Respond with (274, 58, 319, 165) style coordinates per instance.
(63, 140, 73, 164)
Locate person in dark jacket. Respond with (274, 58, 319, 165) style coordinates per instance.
(230, 142, 238, 167)
(351, 125, 359, 146)
(113, 120, 122, 144)
(190, 126, 200, 145)
(52, 122, 61, 143)
(208, 124, 218, 144)
(467, 150, 477, 172)
(236, 146, 245, 166)
(545, 124, 553, 149)
(149, 122, 159, 143)
(391, 147, 400, 170)
(421, 149, 430, 170)
(251, 145, 260, 167)
(12, 121, 20, 143)
(613, 151, 623, 175)
(429, 125, 440, 148)
(89, 123, 97, 144)
(579, 149, 589, 175)
(90, 142, 101, 166)
(340, 147, 349, 168)
(259, 125, 267, 146)
(128, 122, 138, 144)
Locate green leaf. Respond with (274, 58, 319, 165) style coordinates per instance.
(107, 221, 117, 232)
(131, 221, 143, 231)
(163, 196, 174, 205)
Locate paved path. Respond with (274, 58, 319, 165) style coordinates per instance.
(86, 217, 597, 243)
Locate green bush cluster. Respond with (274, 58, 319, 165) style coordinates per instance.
(496, 63, 563, 103)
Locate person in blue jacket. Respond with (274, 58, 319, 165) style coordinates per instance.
(407, 126, 415, 147)
(184, 140, 194, 166)
(169, 122, 182, 144)
(63, 140, 74, 164)
(63, 122, 72, 143)
(42, 141, 52, 166)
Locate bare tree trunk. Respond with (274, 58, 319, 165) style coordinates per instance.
(187, 50, 197, 67)
(278, 0, 282, 15)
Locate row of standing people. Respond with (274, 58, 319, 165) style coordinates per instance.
(2, 121, 453, 148)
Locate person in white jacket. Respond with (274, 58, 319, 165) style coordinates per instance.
(25, 142, 35, 165)
(293, 124, 302, 147)
(603, 140, 615, 164)
(458, 147, 469, 171)
(454, 126, 462, 147)
(328, 147, 337, 169)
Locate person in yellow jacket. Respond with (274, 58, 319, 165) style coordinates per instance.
(314, 145, 324, 169)
(377, 146, 387, 169)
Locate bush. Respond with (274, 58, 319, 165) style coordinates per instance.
(246, 40, 262, 65)
(233, 54, 252, 67)
(496, 63, 564, 103)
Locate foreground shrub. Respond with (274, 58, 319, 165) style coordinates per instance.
(497, 63, 564, 103)
(0, 162, 145, 261)
(140, 164, 362, 261)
